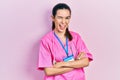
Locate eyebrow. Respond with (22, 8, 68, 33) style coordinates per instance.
(57, 16, 71, 18)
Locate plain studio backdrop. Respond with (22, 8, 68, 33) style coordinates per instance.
(0, 0, 120, 80)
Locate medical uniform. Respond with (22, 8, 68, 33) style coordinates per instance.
(38, 31, 93, 80)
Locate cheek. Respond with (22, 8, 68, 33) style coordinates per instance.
(55, 19, 60, 23)
(66, 21, 70, 25)
(66, 19, 70, 23)
(54, 22, 60, 28)
(55, 22, 59, 26)
(68, 20, 70, 23)
(57, 19, 62, 23)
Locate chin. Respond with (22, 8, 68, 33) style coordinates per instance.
(58, 30, 66, 33)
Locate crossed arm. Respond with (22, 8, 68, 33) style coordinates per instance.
(44, 52, 90, 76)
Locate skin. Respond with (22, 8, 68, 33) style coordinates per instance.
(44, 9, 90, 76)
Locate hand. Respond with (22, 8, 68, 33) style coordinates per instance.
(76, 52, 86, 60)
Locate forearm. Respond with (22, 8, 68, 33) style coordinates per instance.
(63, 57, 89, 68)
(44, 67, 73, 76)
(44, 53, 89, 76)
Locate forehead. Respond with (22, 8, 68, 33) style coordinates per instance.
(56, 9, 71, 17)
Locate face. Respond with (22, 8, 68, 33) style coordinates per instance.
(52, 9, 71, 33)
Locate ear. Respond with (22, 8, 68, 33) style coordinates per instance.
(51, 15, 55, 22)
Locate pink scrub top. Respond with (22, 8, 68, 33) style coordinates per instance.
(38, 31, 93, 80)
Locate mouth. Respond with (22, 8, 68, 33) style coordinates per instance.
(59, 24, 66, 30)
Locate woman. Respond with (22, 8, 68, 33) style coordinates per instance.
(38, 3, 93, 80)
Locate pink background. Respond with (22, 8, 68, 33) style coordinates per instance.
(0, 0, 120, 80)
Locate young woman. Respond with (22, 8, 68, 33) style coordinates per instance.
(38, 3, 93, 80)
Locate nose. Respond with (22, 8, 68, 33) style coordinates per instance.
(61, 18, 66, 24)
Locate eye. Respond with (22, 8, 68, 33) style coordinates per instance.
(57, 16, 62, 19)
(66, 16, 71, 19)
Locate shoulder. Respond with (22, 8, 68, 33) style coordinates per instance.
(70, 31, 82, 39)
(40, 31, 54, 44)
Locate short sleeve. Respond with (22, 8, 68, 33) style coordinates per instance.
(38, 40, 53, 70)
(76, 34, 93, 61)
